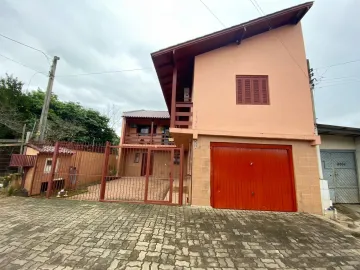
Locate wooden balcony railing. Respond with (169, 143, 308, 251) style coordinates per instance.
(173, 102, 192, 129)
(124, 133, 174, 145)
(9, 154, 37, 167)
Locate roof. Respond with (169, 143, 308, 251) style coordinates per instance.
(151, 2, 313, 110)
(27, 144, 74, 155)
(317, 124, 360, 137)
(123, 110, 170, 119)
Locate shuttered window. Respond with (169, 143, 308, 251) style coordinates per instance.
(236, 75, 269, 105)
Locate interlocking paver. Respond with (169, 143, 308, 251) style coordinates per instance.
(0, 197, 360, 269)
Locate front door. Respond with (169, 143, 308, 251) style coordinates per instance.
(141, 153, 153, 176)
(321, 151, 359, 203)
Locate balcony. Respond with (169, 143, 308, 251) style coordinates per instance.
(123, 133, 174, 145)
(173, 102, 193, 129)
(9, 154, 37, 167)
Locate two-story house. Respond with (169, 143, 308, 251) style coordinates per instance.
(150, 2, 322, 213)
(117, 110, 189, 203)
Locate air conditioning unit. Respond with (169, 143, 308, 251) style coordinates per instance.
(184, 88, 190, 102)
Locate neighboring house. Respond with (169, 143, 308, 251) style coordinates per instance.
(318, 124, 360, 204)
(10, 144, 116, 196)
(117, 110, 189, 202)
(151, 2, 322, 213)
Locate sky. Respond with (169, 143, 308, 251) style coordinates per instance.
(0, 0, 359, 133)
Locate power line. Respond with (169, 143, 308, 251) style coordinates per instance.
(314, 59, 360, 70)
(318, 75, 360, 82)
(248, 0, 309, 79)
(0, 33, 51, 65)
(55, 68, 152, 78)
(0, 53, 47, 75)
(316, 79, 360, 89)
(199, 0, 226, 27)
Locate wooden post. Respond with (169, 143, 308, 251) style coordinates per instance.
(46, 141, 60, 198)
(171, 65, 177, 128)
(99, 141, 111, 201)
(150, 121, 154, 144)
(179, 144, 184, 205)
(169, 149, 174, 203)
(144, 148, 152, 202)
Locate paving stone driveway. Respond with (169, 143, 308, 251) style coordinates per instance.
(0, 197, 360, 270)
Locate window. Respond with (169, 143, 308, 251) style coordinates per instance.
(236, 75, 269, 105)
(174, 152, 180, 165)
(134, 153, 140, 163)
(44, 158, 60, 173)
(137, 125, 157, 135)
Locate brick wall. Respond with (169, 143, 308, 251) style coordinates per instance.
(191, 135, 322, 214)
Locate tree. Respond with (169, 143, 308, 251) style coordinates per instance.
(0, 74, 119, 144)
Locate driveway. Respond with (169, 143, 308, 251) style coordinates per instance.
(0, 198, 359, 270)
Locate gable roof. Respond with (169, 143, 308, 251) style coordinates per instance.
(151, 2, 313, 110)
(123, 110, 170, 119)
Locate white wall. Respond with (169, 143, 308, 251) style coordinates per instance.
(320, 135, 355, 150)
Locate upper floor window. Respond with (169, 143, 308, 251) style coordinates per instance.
(236, 75, 269, 105)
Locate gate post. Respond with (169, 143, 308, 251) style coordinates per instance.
(144, 148, 152, 202)
(179, 144, 184, 205)
(99, 141, 110, 201)
(169, 149, 174, 203)
(46, 141, 60, 198)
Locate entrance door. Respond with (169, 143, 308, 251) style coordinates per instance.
(141, 153, 154, 176)
(211, 143, 296, 212)
(321, 151, 359, 203)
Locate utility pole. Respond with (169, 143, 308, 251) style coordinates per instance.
(35, 56, 60, 142)
(307, 59, 323, 180)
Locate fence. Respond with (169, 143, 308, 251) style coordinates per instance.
(31, 141, 186, 206)
(99, 144, 184, 205)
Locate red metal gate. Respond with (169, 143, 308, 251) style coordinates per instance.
(99, 143, 184, 205)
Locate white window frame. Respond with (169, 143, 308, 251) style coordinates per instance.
(44, 158, 60, 173)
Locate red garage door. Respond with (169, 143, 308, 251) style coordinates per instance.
(211, 143, 296, 212)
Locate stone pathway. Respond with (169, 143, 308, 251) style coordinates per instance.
(0, 197, 359, 269)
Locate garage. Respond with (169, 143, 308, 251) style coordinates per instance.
(321, 151, 359, 203)
(211, 143, 296, 212)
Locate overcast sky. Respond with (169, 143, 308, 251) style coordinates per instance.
(0, 0, 359, 132)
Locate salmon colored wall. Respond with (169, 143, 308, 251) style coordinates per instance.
(23, 147, 39, 193)
(192, 23, 314, 137)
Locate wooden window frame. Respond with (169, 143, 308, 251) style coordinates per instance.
(134, 153, 140, 163)
(44, 158, 60, 173)
(236, 75, 270, 105)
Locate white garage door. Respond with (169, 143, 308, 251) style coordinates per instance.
(321, 151, 359, 203)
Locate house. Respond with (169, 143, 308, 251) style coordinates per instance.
(318, 124, 360, 204)
(151, 2, 322, 213)
(117, 110, 189, 203)
(10, 143, 117, 196)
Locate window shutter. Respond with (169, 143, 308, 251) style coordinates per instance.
(253, 79, 260, 104)
(261, 78, 269, 104)
(235, 75, 269, 105)
(236, 77, 243, 104)
(244, 79, 251, 104)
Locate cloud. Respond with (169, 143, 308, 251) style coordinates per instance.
(0, 0, 359, 131)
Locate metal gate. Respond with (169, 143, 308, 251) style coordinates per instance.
(321, 150, 359, 203)
(99, 143, 184, 205)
